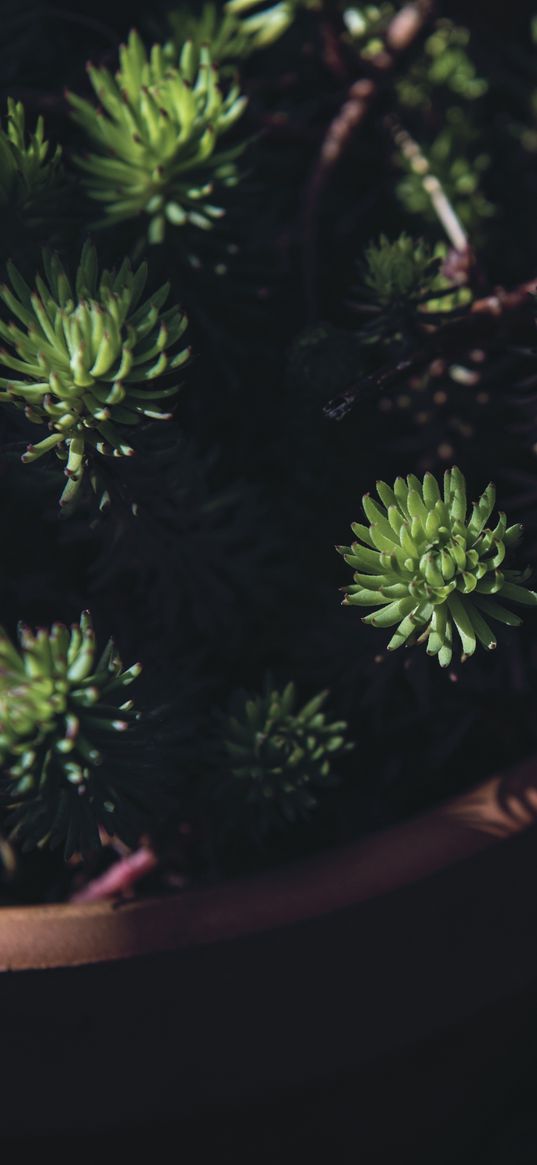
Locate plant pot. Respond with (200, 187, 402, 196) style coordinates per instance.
(1, 756, 537, 1155)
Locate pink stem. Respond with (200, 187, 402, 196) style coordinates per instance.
(71, 846, 158, 904)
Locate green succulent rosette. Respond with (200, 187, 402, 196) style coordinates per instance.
(0, 241, 189, 508)
(214, 681, 353, 838)
(352, 234, 470, 333)
(0, 611, 153, 857)
(165, 1, 293, 65)
(68, 30, 249, 243)
(0, 98, 64, 228)
(338, 468, 537, 667)
(359, 233, 440, 309)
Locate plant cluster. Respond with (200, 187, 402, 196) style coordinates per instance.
(0, 612, 150, 857)
(0, 99, 65, 262)
(359, 234, 439, 308)
(1, 0, 537, 903)
(0, 242, 189, 507)
(164, 0, 293, 65)
(339, 469, 537, 667)
(0, 100, 63, 223)
(211, 681, 352, 840)
(69, 30, 249, 243)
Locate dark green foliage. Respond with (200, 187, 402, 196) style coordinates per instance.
(359, 234, 439, 308)
(0, 100, 63, 225)
(210, 681, 352, 841)
(351, 235, 471, 345)
(84, 430, 282, 663)
(0, 99, 66, 262)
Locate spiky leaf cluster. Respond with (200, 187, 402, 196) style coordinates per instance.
(0, 242, 189, 508)
(165, 1, 293, 66)
(68, 30, 249, 243)
(350, 235, 466, 349)
(0, 99, 63, 230)
(0, 611, 153, 857)
(338, 468, 537, 668)
(359, 234, 440, 309)
(213, 682, 353, 838)
(349, 234, 465, 347)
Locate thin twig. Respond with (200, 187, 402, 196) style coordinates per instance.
(323, 275, 537, 420)
(71, 845, 158, 903)
(386, 115, 468, 254)
(319, 11, 350, 82)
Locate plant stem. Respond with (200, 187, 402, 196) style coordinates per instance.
(387, 116, 468, 253)
(70, 846, 158, 903)
(323, 273, 537, 419)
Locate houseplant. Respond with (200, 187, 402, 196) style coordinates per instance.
(1, 0, 537, 1154)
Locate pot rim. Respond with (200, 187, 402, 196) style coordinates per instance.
(1, 753, 536, 972)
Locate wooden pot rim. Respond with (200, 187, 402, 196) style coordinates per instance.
(1, 753, 536, 972)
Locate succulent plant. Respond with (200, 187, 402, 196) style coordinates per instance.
(165, 1, 293, 65)
(359, 234, 440, 310)
(0, 611, 154, 857)
(68, 30, 249, 243)
(338, 468, 537, 667)
(0, 98, 63, 236)
(213, 681, 353, 838)
(0, 241, 189, 508)
(349, 234, 469, 356)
